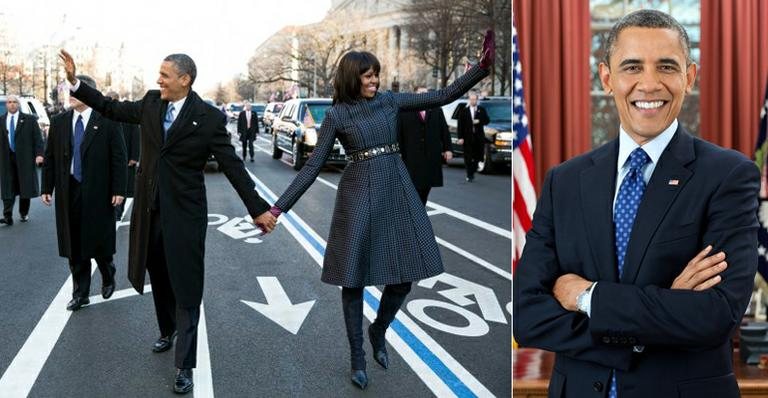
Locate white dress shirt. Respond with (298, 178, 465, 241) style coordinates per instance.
(6, 110, 19, 144)
(71, 107, 93, 174)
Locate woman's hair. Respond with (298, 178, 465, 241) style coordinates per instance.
(333, 51, 381, 105)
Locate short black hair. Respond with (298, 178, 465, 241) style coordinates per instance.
(76, 74, 97, 89)
(333, 51, 381, 105)
(164, 53, 197, 85)
(603, 9, 692, 67)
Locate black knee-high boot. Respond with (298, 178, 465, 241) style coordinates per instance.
(341, 287, 368, 389)
(369, 282, 412, 369)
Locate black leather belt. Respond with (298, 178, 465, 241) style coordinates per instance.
(347, 143, 400, 162)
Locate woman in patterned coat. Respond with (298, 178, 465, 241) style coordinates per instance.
(270, 31, 495, 389)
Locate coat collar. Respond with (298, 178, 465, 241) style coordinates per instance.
(161, 91, 206, 150)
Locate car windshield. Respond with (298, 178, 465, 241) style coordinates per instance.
(253, 105, 265, 113)
(231, 104, 243, 112)
(0, 102, 6, 115)
(272, 104, 284, 113)
(304, 103, 330, 125)
(481, 101, 511, 123)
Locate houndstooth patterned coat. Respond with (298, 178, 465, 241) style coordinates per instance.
(275, 65, 490, 287)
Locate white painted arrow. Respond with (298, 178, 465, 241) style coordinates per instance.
(241, 277, 316, 335)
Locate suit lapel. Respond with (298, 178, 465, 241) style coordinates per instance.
(163, 92, 205, 150)
(81, 111, 102, 155)
(580, 140, 620, 282)
(621, 128, 695, 283)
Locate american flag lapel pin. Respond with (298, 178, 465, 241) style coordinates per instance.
(668, 179, 679, 186)
(192, 121, 198, 126)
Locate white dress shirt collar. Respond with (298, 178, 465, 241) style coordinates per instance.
(616, 119, 678, 173)
(168, 97, 187, 119)
(72, 107, 93, 130)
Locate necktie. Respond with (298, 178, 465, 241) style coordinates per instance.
(609, 147, 650, 398)
(163, 104, 175, 139)
(9, 114, 15, 152)
(73, 115, 84, 182)
(419, 110, 426, 121)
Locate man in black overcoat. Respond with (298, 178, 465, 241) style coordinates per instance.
(0, 95, 44, 225)
(41, 75, 127, 311)
(455, 92, 489, 182)
(60, 50, 277, 395)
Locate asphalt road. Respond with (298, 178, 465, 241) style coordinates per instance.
(0, 126, 512, 398)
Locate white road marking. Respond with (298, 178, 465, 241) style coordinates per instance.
(434, 237, 512, 281)
(0, 198, 216, 397)
(241, 277, 316, 335)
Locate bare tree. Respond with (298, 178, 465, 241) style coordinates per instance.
(463, 0, 512, 95)
(247, 19, 365, 98)
(403, 0, 474, 88)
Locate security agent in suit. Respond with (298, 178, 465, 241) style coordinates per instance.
(455, 92, 489, 182)
(0, 95, 44, 225)
(513, 10, 759, 398)
(397, 86, 453, 204)
(237, 100, 259, 162)
(106, 91, 141, 221)
(41, 75, 126, 311)
(60, 50, 277, 395)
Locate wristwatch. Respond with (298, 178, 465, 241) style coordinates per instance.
(576, 282, 596, 315)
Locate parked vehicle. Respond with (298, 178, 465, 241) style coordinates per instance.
(271, 98, 346, 170)
(441, 97, 512, 173)
(263, 102, 284, 135)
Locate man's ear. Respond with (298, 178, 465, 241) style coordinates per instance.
(598, 62, 613, 94)
(685, 63, 697, 94)
(180, 74, 192, 88)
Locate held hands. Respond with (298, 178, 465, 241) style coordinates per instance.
(58, 50, 77, 85)
(478, 30, 495, 69)
(41, 194, 52, 206)
(671, 245, 727, 291)
(253, 208, 279, 234)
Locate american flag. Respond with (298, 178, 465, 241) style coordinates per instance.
(754, 79, 768, 283)
(512, 24, 536, 271)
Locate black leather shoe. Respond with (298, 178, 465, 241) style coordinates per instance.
(152, 331, 177, 353)
(0, 217, 13, 226)
(173, 368, 193, 394)
(66, 297, 90, 311)
(250, 158, 254, 162)
(368, 324, 389, 369)
(350, 369, 368, 390)
(101, 263, 116, 299)
(20, 215, 29, 222)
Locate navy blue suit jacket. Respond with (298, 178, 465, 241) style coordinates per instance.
(513, 126, 760, 398)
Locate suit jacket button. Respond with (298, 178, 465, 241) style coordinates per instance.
(593, 381, 603, 392)
(602, 336, 611, 344)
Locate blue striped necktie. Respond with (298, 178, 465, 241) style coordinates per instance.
(163, 104, 176, 140)
(9, 114, 15, 152)
(73, 115, 84, 182)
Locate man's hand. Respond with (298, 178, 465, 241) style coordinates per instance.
(41, 194, 52, 206)
(111, 195, 125, 206)
(672, 245, 727, 291)
(128, 160, 138, 167)
(443, 151, 453, 161)
(58, 49, 77, 85)
(457, 138, 464, 145)
(35, 156, 44, 166)
(253, 211, 277, 234)
(553, 273, 593, 312)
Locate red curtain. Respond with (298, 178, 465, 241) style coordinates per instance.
(513, 0, 592, 190)
(700, 0, 768, 156)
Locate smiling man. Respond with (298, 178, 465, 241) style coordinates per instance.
(513, 9, 760, 398)
(59, 50, 277, 394)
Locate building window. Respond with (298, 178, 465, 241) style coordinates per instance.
(590, 0, 700, 147)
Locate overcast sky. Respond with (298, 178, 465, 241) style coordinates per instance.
(7, 0, 331, 92)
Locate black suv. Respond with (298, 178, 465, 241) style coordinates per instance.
(270, 98, 347, 170)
